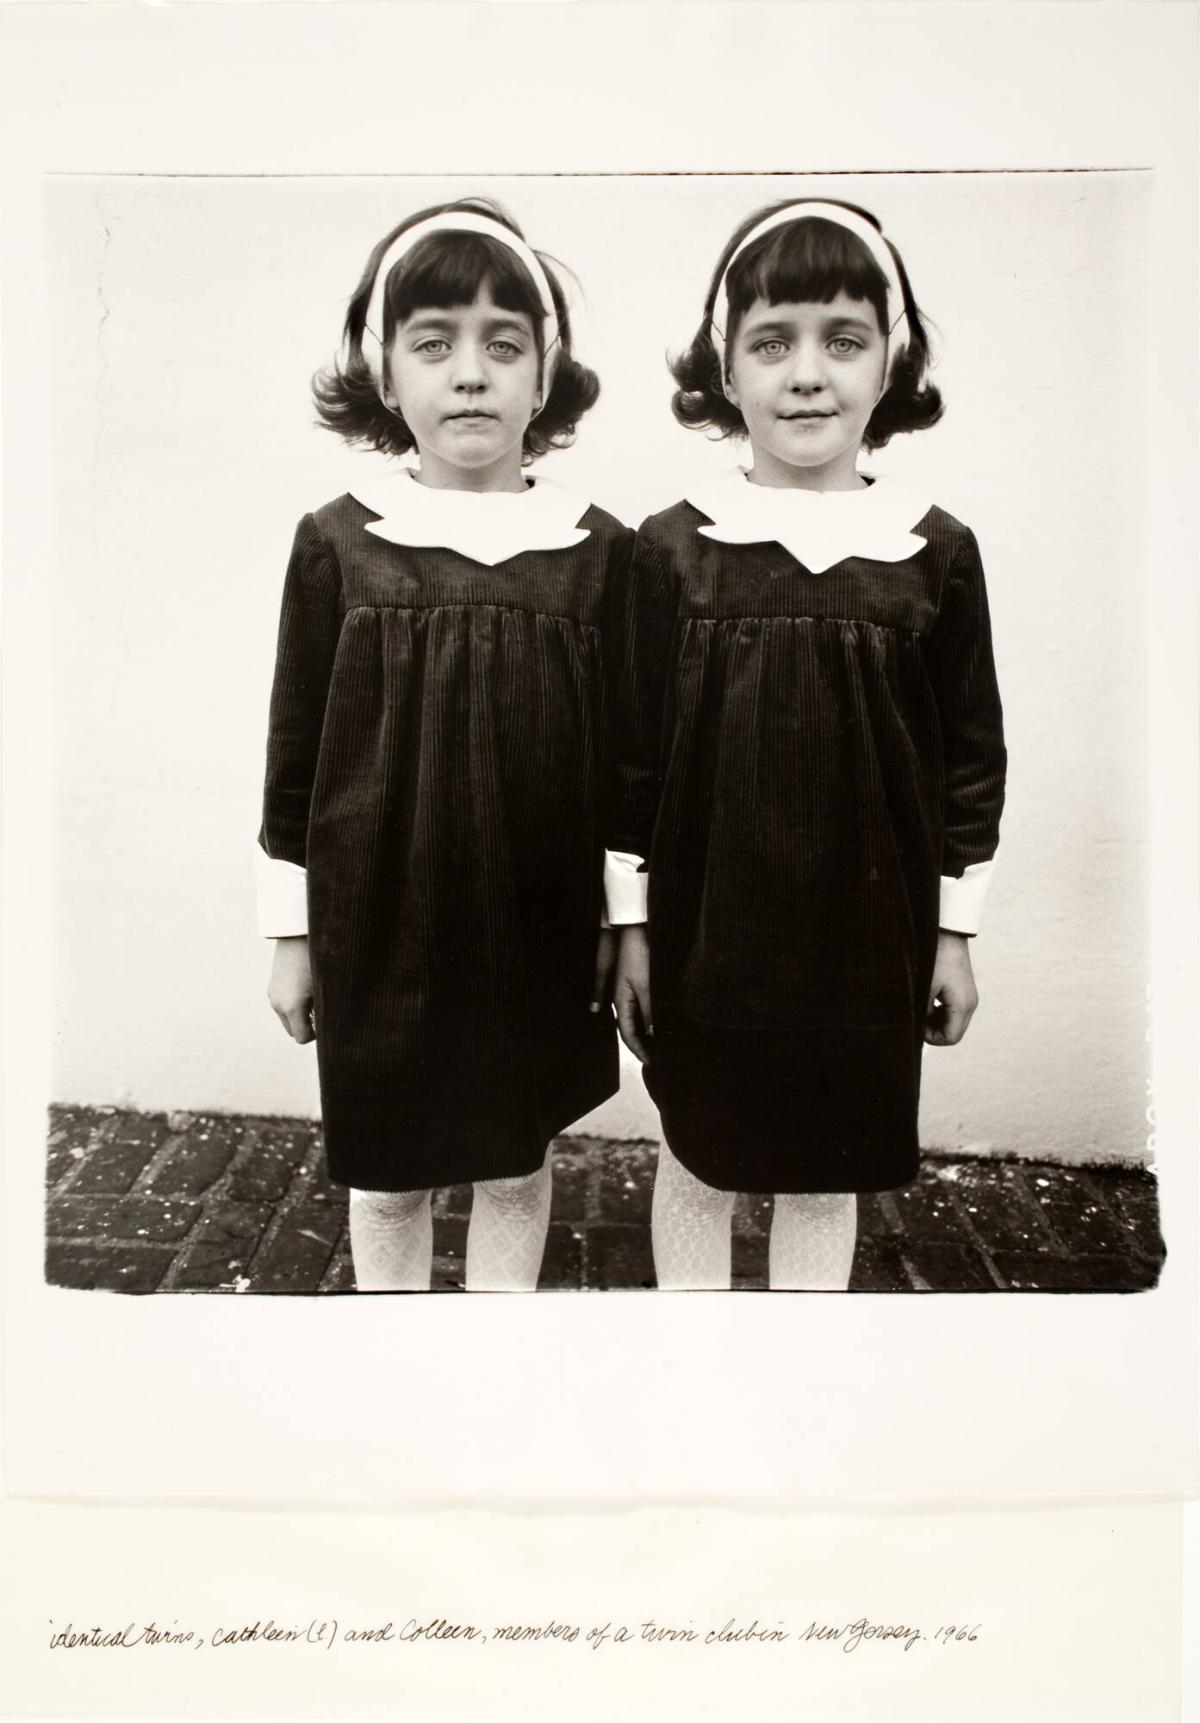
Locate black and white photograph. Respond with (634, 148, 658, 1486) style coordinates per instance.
(42, 168, 1163, 1296)
(2, 5, 1196, 1721)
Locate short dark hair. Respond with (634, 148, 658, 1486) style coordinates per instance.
(669, 198, 943, 451)
(313, 197, 599, 463)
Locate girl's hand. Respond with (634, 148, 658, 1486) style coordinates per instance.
(614, 923, 653, 1064)
(268, 935, 316, 1043)
(591, 927, 617, 1013)
(924, 931, 979, 1046)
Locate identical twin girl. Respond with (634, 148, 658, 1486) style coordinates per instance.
(257, 195, 1006, 1294)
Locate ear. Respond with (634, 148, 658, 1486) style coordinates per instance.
(721, 372, 739, 408)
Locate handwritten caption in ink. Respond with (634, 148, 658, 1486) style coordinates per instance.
(47, 1616, 982, 1655)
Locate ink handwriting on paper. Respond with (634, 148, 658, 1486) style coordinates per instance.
(46, 1615, 982, 1655)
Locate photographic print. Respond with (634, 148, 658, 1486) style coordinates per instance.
(2, 7, 1195, 1721)
(43, 168, 1163, 1295)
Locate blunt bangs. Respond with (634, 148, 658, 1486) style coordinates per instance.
(726, 218, 889, 339)
(383, 233, 545, 351)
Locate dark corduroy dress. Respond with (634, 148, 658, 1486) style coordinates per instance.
(260, 493, 629, 1191)
(611, 499, 1006, 1194)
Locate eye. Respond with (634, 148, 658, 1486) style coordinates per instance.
(828, 336, 864, 356)
(753, 338, 788, 357)
(488, 339, 524, 358)
(413, 337, 449, 355)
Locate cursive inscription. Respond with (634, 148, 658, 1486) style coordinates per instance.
(46, 1613, 982, 1656)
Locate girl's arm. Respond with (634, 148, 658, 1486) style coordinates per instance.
(258, 514, 344, 1038)
(923, 525, 1007, 1044)
(606, 528, 676, 1061)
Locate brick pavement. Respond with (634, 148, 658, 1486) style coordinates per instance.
(44, 1105, 1165, 1294)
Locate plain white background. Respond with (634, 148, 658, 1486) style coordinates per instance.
(2, 5, 1197, 1719)
(50, 167, 1146, 1165)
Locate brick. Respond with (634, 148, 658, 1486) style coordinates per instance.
(935, 1161, 1057, 1255)
(990, 1252, 1162, 1293)
(596, 1143, 654, 1223)
(46, 1109, 94, 1187)
(901, 1242, 997, 1292)
(1024, 1182, 1136, 1259)
(64, 1113, 170, 1195)
(1090, 1172, 1166, 1263)
(548, 1153, 592, 1224)
(292, 1150, 345, 1206)
(733, 1192, 774, 1242)
(251, 1201, 342, 1292)
(540, 1222, 583, 1289)
(169, 1202, 274, 1290)
(143, 1118, 245, 1198)
(850, 1235, 910, 1293)
(226, 1123, 310, 1203)
(321, 1250, 357, 1293)
(45, 1242, 176, 1293)
(731, 1231, 767, 1290)
(46, 1193, 200, 1244)
(854, 1191, 891, 1240)
(585, 1224, 655, 1290)
(49, 1102, 105, 1134)
(432, 1216, 468, 1289)
(434, 1184, 473, 1220)
(883, 1179, 965, 1243)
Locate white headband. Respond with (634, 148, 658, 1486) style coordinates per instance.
(358, 211, 562, 402)
(709, 202, 911, 384)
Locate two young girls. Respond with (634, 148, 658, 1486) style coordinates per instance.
(259, 195, 1005, 1294)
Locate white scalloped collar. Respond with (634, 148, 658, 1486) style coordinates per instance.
(685, 468, 932, 574)
(348, 465, 592, 568)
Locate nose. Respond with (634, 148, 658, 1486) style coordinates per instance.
(785, 336, 827, 393)
(450, 339, 488, 392)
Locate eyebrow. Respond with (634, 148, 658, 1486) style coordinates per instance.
(401, 313, 532, 336)
(743, 311, 878, 335)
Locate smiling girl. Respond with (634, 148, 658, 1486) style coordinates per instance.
(258, 200, 630, 1291)
(611, 199, 1006, 1290)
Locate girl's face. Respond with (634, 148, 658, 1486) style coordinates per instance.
(386, 287, 542, 491)
(725, 292, 887, 490)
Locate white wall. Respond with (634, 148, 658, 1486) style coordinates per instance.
(47, 171, 1148, 1164)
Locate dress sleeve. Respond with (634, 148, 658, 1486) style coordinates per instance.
(603, 526, 678, 920)
(924, 525, 1007, 934)
(256, 513, 344, 936)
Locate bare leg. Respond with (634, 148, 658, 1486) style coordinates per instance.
(466, 1153, 554, 1292)
(768, 1192, 858, 1291)
(348, 1185, 434, 1291)
(651, 1139, 737, 1290)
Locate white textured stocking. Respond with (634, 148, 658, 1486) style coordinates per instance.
(651, 1140, 736, 1290)
(465, 1159, 554, 1292)
(348, 1185, 434, 1291)
(768, 1192, 858, 1290)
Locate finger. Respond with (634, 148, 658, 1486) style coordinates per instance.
(592, 938, 616, 1012)
(616, 984, 649, 1065)
(289, 1005, 316, 1045)
(929, 990, 972, 1046)
(946, 993, 977, 1045)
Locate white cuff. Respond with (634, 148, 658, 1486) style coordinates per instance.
(255, 845, 309, 937)
(604, 849, 648, 924)
(938, 857, 996, 936)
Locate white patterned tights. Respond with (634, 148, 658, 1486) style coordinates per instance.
(651, 1140, 858, 1291)
(349, 1156, 553, 1293)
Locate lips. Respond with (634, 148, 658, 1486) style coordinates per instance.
(446, 410, 496, 423)
(780, 410, 834, 420)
